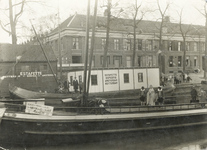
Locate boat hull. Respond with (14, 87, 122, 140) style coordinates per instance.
(1, 109, 207, 145)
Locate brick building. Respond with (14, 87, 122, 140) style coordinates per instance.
(46, 13, 206, 75)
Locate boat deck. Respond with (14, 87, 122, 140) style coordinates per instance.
(2, 102, 207, 121)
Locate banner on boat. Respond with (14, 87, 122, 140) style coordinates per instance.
(20, 72, 42, 77)
(25, 103, 54, 116)
(0, 108, 6, 123)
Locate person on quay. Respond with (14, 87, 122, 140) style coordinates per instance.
(191, 86, 197, 102)
(157, 86, 164, 105)
(140, 86, 146, 106)
(73, 77, 79, 93)
(147, 85, 156, 106)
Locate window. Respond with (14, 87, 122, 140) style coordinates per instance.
(194, 42, 198, 51)
(168, 41, 172, 51)
(102, 39, 106, 50)
(138, 73, 143, 82)
(178, 42, 181, 51)
(178, 56, 182, 67)
(146, 56, 153, 67)
(124, 73, 129, 83)
(138, 39, 142, 50)
(39, 64, 48, 73)
(146, 40, 152, 51)
(186, 56, 190, 67)
(100, 56, 110, 65)
(126, 56, 131, 67)
(113, 56, 122, 67)
(123, 39, 131, 50)
(194, 56, 198, 67)
(114, 39, 119, 50)
(62, 57, 68, 64)
(91, 75, 98, 85)
(138, 56, 143, 67)
(21, 66, 31, 72)
(169, 56, 173, 67)
(201, 43, 205, 52)
(72, 56, 81, 63)
(73, 38, 79, 49)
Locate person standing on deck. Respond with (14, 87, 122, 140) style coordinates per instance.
(140, 86, 146, 106)
(199, 88, 207, 102)
(147, 85, 155, 106)
(191, 86, 197, 102)
(157, 86, 164, 105)
(73, 77, 79, 93)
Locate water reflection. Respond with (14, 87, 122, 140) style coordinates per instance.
(3, 125, 207, 150)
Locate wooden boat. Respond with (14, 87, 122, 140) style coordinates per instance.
(9, 84, 75, 99)
(0, 101, 207, 145)
(9, 83, 175, 100)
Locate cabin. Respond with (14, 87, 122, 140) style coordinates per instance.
(0, 44, 58, 97)
(68, 68, 160, 93)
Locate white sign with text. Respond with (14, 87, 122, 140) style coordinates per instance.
(25, 103, 54, 116)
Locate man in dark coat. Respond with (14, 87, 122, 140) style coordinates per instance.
(157, 86, 164, 105)
(191, 86, 197, 102)
(73, 77, 79, 93)
(140, 86, 146, 106)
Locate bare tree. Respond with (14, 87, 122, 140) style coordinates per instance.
(0, 0, 47, 44)
(195, 2, 207, 78)
(100, 0, 123, 68)
(178, 8, 192, 72)
(124, 0, 148, 67)
(0, 0, 25, 44)
(155, 0, 171, 50)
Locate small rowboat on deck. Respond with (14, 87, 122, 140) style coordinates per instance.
(9, 84, 74, 99)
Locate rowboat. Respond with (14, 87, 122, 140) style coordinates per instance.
(9, 84, 75, 99)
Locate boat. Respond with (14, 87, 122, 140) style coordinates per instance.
(0, 1, 205, 146)
(9, 84, 75, 99)
(0, 100, 207, 145)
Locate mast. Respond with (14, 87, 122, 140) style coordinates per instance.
(82, 0, 90, 105)
(29, 20, 58, 84)
(87, 0, 98, 95)
(58, 0, 62, 80)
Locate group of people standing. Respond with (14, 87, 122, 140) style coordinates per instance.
(190, 86, 207, 103)
(63, 77, 83, 94)
(140, 85, 164, 106)
(160, 72, 192, 86)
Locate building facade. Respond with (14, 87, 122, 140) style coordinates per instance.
(0, 44, 58, 97)
(46, 14, 206, 76)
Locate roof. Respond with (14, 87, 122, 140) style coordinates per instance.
(0, 44, 57, 62)
(50, 13, 205, 36)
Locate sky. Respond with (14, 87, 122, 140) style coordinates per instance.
(0, 0, 206, 44)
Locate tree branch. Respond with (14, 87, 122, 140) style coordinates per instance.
(0, 21, 11, 34)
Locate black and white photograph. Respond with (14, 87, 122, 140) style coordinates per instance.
(1, 0, 207, 149)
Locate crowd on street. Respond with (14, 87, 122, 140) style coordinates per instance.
(160, 72, 193, 87)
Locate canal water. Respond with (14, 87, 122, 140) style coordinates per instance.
(2, 125, 207, 150)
